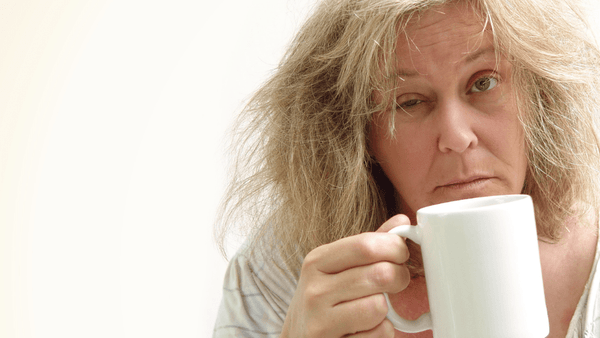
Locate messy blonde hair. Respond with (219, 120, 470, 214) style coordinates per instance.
(216, 0, 600, 275)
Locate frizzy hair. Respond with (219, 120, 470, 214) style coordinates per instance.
(215, 0, 600, 276)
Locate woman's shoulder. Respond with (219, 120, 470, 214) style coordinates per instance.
(539, 208, 599, 337)
(213, 237, 300, 337)
(230, 237, 300, 295)
(564, 209, 600, 337)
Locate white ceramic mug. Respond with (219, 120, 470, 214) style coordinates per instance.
(386, 194, 549, 338)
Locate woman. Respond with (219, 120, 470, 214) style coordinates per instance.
(214, 0, 600, 337)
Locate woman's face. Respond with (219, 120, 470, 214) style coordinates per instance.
(369, 2, 528, 221)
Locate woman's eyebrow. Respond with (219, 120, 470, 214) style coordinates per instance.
(461, 46, 496, 64)
(394, 69, 420, 79)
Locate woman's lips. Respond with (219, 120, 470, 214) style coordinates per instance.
(436, 176, 494, 190)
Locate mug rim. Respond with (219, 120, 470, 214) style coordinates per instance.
(417, 194, 530, 216)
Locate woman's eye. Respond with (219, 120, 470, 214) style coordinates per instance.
(398, 99, 422, 108)
(470, 76, 498, 93)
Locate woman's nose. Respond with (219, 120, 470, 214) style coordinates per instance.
(436, 99, 478, 153)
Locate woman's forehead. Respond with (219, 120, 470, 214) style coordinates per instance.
(400, 3, 489, 51)
(392, 3, 495, 72)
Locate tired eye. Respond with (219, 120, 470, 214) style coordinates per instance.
(393, 94, 430, 117)
(402, 99, 422, 107)
(470, 76, 498, 93)
(398, 99, 423, 108)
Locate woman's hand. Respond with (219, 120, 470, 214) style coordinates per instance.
(280, 215, 411, 337)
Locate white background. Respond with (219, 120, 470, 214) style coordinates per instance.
(1, 0, 317, 337)
(1, 1, 598, 338)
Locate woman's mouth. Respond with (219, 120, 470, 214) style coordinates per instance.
(436, 176, 494, 191)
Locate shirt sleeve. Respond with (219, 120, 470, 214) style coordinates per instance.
(213, 243, 299, 337)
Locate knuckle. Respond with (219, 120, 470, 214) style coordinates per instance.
(386, 214, 411, 230)
(380, 319, 396, 337)
(357, 233, 398, 259)
(356, 234, 382, 260)
(372, 293, 389, 319)
(369, 262, 397, 288)
(359, 232, 410, 264)
(395, 214, 411, 224)
(397, 239, 410, 262)
(390, 264, 411, 293)
(352, 295, 388, 331)
(302, 250, 320, 271)
(303, 283, 326, 306)
(353, 296, 393, 337)
(399, 264, 411, 290)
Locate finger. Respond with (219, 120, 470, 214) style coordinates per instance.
(330, 293, 389, 337)
(326, 261, 410, 305)
(376, 214, 412, 233)
(306, 232, 409, 274)
(346, 319, 395, 338)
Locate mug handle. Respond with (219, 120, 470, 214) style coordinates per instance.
(385, 225, 433, 333)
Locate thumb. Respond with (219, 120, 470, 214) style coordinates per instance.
(376, 214, 412, 233)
